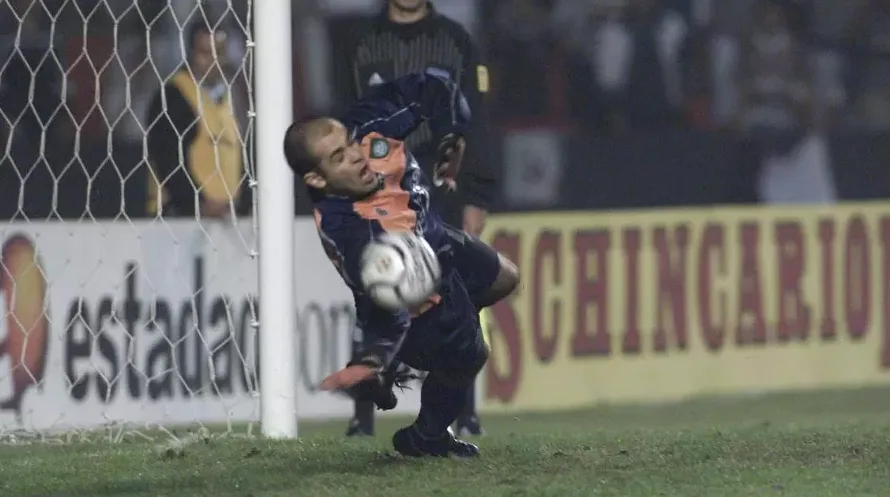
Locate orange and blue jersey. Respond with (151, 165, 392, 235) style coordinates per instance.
(312, 69, 472, 366)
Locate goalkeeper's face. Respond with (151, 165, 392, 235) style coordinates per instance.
(304, 119, 382, 198)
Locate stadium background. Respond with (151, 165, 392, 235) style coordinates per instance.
(2, 0, 890, 428)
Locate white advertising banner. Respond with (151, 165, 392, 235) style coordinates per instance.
(0, 218, 421, 432)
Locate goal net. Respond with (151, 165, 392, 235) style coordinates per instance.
(0, 0, 268, 442)
(0, 0, 425, 444)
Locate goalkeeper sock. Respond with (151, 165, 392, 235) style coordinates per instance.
(462, 382, 477, 418)
(355, 400, 375, 433)
(415, 373, 470, 438)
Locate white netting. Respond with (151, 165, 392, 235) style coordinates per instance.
(0, 0, 262, 443)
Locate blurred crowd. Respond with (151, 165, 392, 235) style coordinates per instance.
(0, 0, 249, 148)
(6, 0, 890, 144)
(2, 0, 890, 218)
(488, 0, 890, 135)
(0, 0, 254, 218)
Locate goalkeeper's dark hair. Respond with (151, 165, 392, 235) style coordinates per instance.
(283, 115, 326, 177)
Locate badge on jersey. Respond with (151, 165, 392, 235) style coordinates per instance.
(425, 67, 452, 80)
(370, 138, 389, 159)
(477, 65, 489, 93)
(368, 72, 385, 87)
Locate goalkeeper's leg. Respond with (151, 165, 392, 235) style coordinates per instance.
(348, 229, 519, 439)
(392, 319, 488, 458)
(457, 312, 489, 435)
(444, 226, 520, 436)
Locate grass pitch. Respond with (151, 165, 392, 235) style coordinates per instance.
(3, 387, 890, 497)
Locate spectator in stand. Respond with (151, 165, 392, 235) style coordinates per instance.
(0, 0, 70, 218)
(682, 28, 716, 129)
(0, 0, 61, 152)
(736, 1, 837, 205)
(707, 0, 755, 128)
(808, 0, 855, 128)
(552, 0, 628, 131)
(490, 0, 555, 122)
(848, 0, 890, 130)
(146, 21, 243, 218)
(737, 0, 811, 141)
(592, 0, 688, 132)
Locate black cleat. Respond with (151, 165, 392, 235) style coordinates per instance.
(449, 432, 481, 458)
(392, 425, 480, 458)
(345, 417, 373, 437)
(456, 414, 484, 436)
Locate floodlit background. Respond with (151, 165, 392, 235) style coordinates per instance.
(2, 1, 890, 496)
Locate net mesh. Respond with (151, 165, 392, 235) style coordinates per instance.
(0, 0, 261, 444)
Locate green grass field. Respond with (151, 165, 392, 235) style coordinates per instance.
(3, 387, 890, 497)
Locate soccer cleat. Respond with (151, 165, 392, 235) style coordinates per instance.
(456, 414, 484, 437)
(392, 425, 480, 458)
(344, 417, 373, 437)
(449, 432, 481, 458)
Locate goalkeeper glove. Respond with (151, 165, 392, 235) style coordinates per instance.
(342, 359, 421, 411)
(433, 133, 465, 191)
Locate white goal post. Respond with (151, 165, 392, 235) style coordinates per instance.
(0, 0, 425, 443)
(254, 0, 297, 438)
(0, 0, 419, 443)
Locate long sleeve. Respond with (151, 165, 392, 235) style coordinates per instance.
(343, 70, 471, 143)
(318, 214, 411, 366)
(146, 84, 200, 216)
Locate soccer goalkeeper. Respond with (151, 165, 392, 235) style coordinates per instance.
(338, 0, 494, 437)
(282, 69, 517, 457)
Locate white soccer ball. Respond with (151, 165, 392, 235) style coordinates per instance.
(359, 231, 442, 311)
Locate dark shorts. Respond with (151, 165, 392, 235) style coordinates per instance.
(356, 225, 499, 373)
(395, 270, 485, 374)
(440, 224, 501, 307)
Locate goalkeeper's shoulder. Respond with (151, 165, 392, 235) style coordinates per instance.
(314, 204, 378, 275)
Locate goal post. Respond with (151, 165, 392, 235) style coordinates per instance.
(0, 0, 426, 444)
(254, 0, 298, 439)
(0, 0, 306, 441)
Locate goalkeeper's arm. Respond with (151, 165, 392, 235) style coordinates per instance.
(330, 227, 416, 410)
(344, 69, 472, 144)
(319, 216, 411, 370)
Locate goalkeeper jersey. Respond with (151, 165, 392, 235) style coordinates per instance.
(311, 69, 471, 366)
(337, 2, 495, 216)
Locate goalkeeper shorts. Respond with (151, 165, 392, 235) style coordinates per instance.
(442, 225, 500, 308)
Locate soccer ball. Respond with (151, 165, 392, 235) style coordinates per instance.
(360, 231, 442, 311)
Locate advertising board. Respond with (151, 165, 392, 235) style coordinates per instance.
(0, 219, 420, 431)
(481, 204, 890, 412)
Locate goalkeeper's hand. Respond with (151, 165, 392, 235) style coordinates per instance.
(320, 359, 420, 411)
(319, 362, 379, 392)
(433, 134, 465, 191)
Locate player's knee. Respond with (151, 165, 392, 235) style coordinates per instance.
(488, 253, 519, 302)
(463, 333, 489, 379)
(498, 254, 520, 295)
(471, 337, 489, 375)
(475, 253, 521, 310)
(437, 336, 488, 386)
